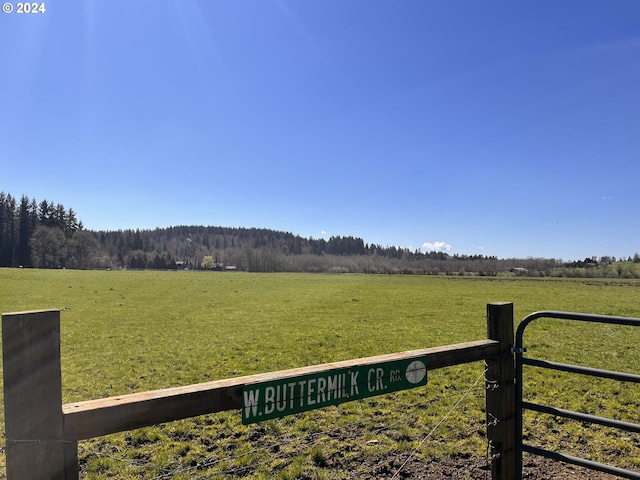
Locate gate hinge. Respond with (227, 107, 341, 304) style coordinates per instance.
(511, 347, 527, 354)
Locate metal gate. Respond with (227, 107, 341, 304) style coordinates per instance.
(515, 311, 640, 479)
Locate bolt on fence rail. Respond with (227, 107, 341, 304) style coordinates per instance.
(2, 303, 515, 480)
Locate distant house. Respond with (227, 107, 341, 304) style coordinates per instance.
(508, 267, 528, 275)
(225, 265, 237, 271)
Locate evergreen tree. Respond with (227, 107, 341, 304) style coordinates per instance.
(150, 253, 167, 270)
(0, 192, 9, 266)
(0, 193, 17, 266)
(39, 200, 53, 226)
(129, 252, 146, 269)
(17, 196, 37, 267)
(64, 208, 81, 237)
(132, 230, 144, 251)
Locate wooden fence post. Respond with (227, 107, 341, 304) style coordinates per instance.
(2, 310, 77, 479)
(486, 302, 516, 480)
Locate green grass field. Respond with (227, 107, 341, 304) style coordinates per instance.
(1, 269, 640, 478)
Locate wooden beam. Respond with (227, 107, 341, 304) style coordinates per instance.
(63, 339, 500, 440)
(3, 310, 76, 479)
(485, 302, 516, 480)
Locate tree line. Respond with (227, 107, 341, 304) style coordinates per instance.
(1, 192, 639, 277)
(0, 193, 89, 268)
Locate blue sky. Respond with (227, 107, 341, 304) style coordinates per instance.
(1, 1, 639, 260)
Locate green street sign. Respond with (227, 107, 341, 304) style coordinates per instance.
(242, 357, 428, 424)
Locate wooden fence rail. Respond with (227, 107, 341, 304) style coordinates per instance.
(2, 303, 515, 479)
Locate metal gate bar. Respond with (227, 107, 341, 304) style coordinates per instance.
(522, 401, 640, 433)
(515, 311, 640, 479)
(522, 357, 640, 383)
(522, 444, 640, 479)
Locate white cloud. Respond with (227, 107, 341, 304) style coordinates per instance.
(422, 241, 452, 252)
(321, 230, 327, 236)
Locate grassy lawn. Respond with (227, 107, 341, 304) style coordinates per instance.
(1, 269, 640, 478)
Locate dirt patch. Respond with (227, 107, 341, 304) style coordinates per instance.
(355, 453, 618, 479)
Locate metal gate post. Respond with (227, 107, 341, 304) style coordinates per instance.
(486, 302, 516, 480)
(2, 310, 78, 479)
